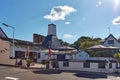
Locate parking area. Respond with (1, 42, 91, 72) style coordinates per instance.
(0, 65, 120, 80)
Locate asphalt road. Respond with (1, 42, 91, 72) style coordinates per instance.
(0, 66, 119, 80)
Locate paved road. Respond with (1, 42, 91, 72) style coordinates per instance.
(0, 66, 119, 80)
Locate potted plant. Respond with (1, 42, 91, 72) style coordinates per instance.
(26, 58, 32, 68)
(44, 59, 50, 69)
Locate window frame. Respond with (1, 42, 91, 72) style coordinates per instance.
(38, 53, 41, 58)
(15, 51, 25, 58)
(108, 40, 114, 44)
(98, 62, 105, 69)
(63, 61, 69, 67)
(109, 62, 112, 68)
(83, 62, 90, 68)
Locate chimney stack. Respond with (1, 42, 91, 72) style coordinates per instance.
(48, 23, 56, 36)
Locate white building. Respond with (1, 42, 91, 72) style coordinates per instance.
(102, 34, 120, 48)
(0, 27, 45, 65)
(54, 57, 118, 73)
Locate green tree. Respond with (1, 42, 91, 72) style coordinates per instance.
(70, 41, 80, 50)
(59, 39, 70, 46)
(58, 36, 102, 50)
(71, 36, 101, 50)
(114, 53, 120, 60)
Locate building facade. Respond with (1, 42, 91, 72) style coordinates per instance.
(102, 34, 120, 48)
(57, 58, 117, 73)
(0, 27, 45, 65)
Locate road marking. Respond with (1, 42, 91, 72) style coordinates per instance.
(5, 77, 19, 80)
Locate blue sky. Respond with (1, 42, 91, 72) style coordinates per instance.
(0, 0, 120, 43)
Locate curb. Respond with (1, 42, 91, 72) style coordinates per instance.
(0, 64, 18, 67)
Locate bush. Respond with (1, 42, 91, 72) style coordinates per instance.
(114, 53, 120, 60)
(26, 58, 32, 64)
(44, 60, 50, 64)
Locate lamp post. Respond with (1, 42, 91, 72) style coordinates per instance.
(2, 23, 15, 58)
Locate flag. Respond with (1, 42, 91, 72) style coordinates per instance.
(26, 43, 29, 58)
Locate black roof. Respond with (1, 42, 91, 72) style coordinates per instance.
(58, 59, 117, 63)
(0, 37, 45, 48)
(102, 34, 120, 45)
(85, 60, 117, 63)
(48, 23, 56, 26)
(0, 27, 8, 38)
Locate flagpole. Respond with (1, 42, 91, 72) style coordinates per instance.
(48, 41, 51, 59)
(46, 41, 51, 69)
(26, 43, 29, 59)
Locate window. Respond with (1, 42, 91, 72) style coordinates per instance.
(38, 53, 40, 58)
(79, 54, 81, 57)
(15, 51, 25, 58)
(108, 40, 114, 44)
(57, 54, 65, 60)
(63, 61, 69, 67)
(70, 55, 73, 60)
(98, 62, 105, 68)
(83, 62, 90, 68)
(109, 62, 112, 68)
(29, 52, 37, 59)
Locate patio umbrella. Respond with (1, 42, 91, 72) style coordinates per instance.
(87, 44, 119, 57)
(87, 45, 119, 50)
(41, 49, 58, 53)
(55, 46, 76, 51)
(87, 44, 106, 50)
(106, 46, 119, 50)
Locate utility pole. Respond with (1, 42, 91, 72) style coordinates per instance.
(2, 23, 15, 58)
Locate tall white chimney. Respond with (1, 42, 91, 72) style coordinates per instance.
(48, 23, 56, 36)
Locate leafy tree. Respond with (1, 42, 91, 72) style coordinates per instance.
(70, 41, 80, 50)
(71, 36, 101, 50)
(93, 38, 102, 41)
(88, 50, 111, 57)
(59, 39, 70, 46)
(114, 53, 120, 60)
(58, 36, 102, 50)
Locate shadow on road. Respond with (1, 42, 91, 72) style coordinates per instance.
(74, 71, 107, 79)
(32, 69, 108, 79)
(107, 72, 120, 78)
(32, 69, 62, 74)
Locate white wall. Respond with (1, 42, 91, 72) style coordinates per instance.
(118, 69, 120, 73)
(109, 63, 117, 73)
(58, 61, 117, 73)
(37, 52, 47, 63)
(66, 54, 75, 60)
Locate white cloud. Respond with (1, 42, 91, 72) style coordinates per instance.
(64, 34, 73, 38)
(65, 22, 70, 24)
(44, 5, 77, 21)
(98, 1, 102, 5)
(112, 16, 120, 25)
(96, 1, 102, 7)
